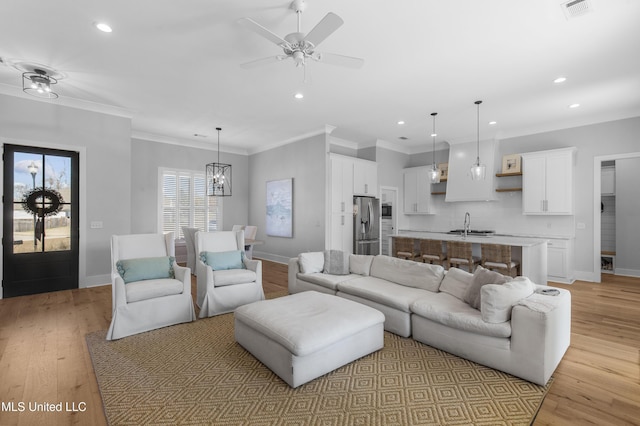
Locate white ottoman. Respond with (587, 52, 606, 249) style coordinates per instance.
(234, 291, 385, 388)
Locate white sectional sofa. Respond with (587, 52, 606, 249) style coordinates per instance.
(288, 252, 571, 386)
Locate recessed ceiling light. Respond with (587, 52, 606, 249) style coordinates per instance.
(94, 22, 113, 33)
(430, 133, 437, 137)
(569, 103, 580, 109)
(294, 92, 304, 99)
(554, 77, 567, 84)
(488, 121, 497, 125)
(397, 121, 405, 125)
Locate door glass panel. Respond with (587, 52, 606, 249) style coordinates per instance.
(11, 152, 73, 254)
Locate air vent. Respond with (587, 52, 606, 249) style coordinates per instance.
(562, 0, 593, 19)
(398, 136, 408, 140)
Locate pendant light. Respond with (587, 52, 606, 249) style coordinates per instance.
(206, 127, 232, 196)
(427, 112, 440, 184)
(470, 100, 486, 181)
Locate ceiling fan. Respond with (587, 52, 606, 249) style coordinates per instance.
(238, 0, 364, 70)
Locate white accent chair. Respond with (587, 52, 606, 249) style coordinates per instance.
(106, 232, 196, 340)
(195, 230, 265, 318)
(182, 227, 199, 273)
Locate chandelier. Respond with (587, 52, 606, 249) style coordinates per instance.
(206, 127, 232, 197)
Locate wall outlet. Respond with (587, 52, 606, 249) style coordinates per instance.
(90, 221, 103, 229)
(577, 222, 586, 229)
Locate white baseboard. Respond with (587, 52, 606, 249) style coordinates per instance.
(252, 251, 290, 265)
(574, 270, 598, 282)
(82, 274, 111, 288)
(614, 268, 640, 278)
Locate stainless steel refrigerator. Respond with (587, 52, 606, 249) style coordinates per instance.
(353, 196, 380, 255)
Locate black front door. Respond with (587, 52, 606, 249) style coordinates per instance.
(2, 144, 79, 298)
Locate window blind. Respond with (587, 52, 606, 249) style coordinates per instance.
(160, 169, 221, 238)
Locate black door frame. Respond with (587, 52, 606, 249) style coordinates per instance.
(2, 143, 80, 298)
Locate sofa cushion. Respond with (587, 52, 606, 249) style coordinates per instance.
(481, 277, 536, 323)
(411, 293, 512, 338)
(370, 255, 444, 292)
(439, 267, 474, 301)
(298, 272, 361, 291)
(337, 276, 432, 313)
(125, 278, 184, 303)
(463, 266, 512, 309)
(323, 250, 350, 275)
(299, 252, 324, 273)
(349, 254, 374, 276)
(212, 269, 257, 286)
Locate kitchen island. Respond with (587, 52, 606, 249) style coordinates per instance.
(391, 231, 548, 285)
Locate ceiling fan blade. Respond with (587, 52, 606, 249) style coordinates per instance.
(240, 55, 288, 69)
(314, 52, 364, 69)
(304, 12, 344, 47)
(237, 17, 289, 46)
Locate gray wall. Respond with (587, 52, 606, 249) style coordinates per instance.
(399, 116, 640, 280)
(130, 138, 249, 234)
(502, 117, 640, 279)
(248, 133, 327, 262)
(0, 93, 132, 287)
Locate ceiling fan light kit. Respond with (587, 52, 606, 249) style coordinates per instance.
(238, 0, 364, 71)
(22, 69, 59, 99)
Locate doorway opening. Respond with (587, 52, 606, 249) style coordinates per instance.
(593, 152, 640, 283)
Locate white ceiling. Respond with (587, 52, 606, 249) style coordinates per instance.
(1, 0, 639, 154)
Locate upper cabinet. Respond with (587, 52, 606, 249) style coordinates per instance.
(601, 166, 615, 195)
(353, 158, 378, 197)
(403, 166, 434, 214)
(522, 147, 576, 215)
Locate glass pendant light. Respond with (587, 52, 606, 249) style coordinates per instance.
(427, 112, 440, 184)
(470, 100, 486, 181)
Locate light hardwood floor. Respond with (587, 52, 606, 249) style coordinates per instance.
(0, 260, 638, 425)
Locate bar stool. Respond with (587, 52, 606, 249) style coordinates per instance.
(394, 237, 419, 260)
(419, 239, 447, 266)
(481, 243, 520, 277)
(446, 241, 480, 272)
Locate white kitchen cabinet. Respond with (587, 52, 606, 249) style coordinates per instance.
(403, 166, 434, 214)
(353, 159, 378, 197)
(601, 166, 615, 195)
(547, 238, 574, 283)
(329, 154, 354, 252)
(522, 147, 576, 215)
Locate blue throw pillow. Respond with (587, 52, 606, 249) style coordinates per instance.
(200, 250, 245, 270)
(116, 256, 175, 284)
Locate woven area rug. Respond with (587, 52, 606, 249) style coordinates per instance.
(87, 300, 551, 425)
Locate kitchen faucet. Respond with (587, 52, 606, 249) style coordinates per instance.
(463, 212, 471, 238)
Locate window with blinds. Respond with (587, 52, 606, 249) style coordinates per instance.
(160, 168, 221, 239)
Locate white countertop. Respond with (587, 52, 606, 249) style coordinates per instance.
(394, 231, 548, 247)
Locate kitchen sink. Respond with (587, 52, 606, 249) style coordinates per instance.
(447, 229, 496, 236)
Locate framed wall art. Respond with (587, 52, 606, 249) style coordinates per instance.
(266, 178, 293, 238)
(437, 163, 448, 180)
(501, 154, 522, 174)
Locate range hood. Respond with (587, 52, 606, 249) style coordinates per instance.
(445, 138, 497, 202)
